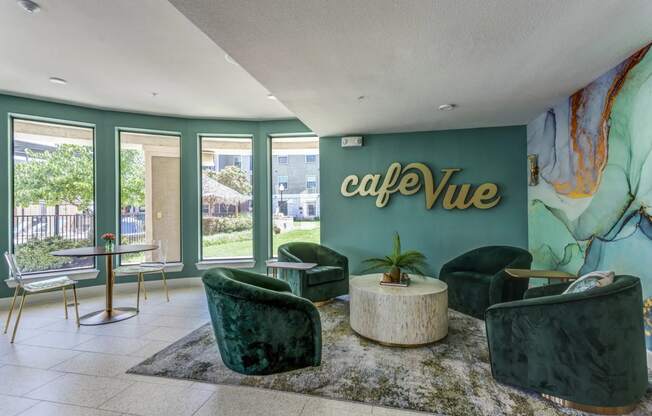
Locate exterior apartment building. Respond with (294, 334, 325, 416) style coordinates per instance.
(271, 151, 320, 220)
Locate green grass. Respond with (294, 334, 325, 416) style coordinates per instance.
(272, 226, 320, 256)
(202, 222, 320, 259)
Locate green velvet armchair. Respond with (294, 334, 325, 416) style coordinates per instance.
(277, 242, 349, 302)
(202, 267, 322, 375)
(485, 275, 648, 412)
(439, 246, 532, 319)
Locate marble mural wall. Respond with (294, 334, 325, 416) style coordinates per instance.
(527, 44, 652, 350)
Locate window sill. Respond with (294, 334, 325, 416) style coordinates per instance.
(195, 259, 256, 271)
(5, 268, 100, 288)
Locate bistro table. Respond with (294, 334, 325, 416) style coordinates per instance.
(51, 244, 158, 325)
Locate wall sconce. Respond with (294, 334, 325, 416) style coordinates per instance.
(528, 154, 539, 186)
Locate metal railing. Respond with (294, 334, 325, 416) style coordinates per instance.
(13, 214, 94, 245)
(120, 212, 146, 245)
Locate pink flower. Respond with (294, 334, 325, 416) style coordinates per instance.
(101, 233, 115, 242)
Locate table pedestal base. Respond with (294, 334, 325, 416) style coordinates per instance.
(79, 307, 138, 326)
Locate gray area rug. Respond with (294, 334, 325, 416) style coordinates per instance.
(128, 300, 652, 415)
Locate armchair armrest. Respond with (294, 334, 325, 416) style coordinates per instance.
(487, 257, 533, 305)
(278, 248, 302, 263)
(316, 245, 348, 269)
(220, 268, 292, 293)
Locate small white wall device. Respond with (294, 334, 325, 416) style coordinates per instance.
(341, 136, 363, 147)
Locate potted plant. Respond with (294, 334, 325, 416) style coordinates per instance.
(362, 232, 427, 284)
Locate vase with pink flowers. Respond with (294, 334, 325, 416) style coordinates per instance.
(101, 233, 116, 251)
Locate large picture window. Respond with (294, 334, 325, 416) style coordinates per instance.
(200, 136, 253, 260)
(12, 118, 95, 273)
(118, 131, 181, 264)
(270, 136, 320, 256)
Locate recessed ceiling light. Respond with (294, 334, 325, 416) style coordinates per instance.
(49, 77, 67, 85)
(267, 94, 277, 100)
(17, 0, 40, 13)
(438, 104, 456, 111)
(151, 92, 158, 97)
(225, 54, 237, 65)
(357, 95, 365, 101)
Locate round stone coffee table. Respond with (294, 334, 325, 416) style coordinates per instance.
(349, 274, 448, 346)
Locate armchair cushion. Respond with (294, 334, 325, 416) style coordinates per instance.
(563, 270, 614, 294)
(306, 266, 345, 286)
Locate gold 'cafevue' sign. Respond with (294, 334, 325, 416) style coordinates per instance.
(340, 162, 501, 210)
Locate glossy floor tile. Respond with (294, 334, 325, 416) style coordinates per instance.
(0, 281, 392, 416)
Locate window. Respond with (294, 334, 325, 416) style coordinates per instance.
(200, 136, 253, 260)
(119, 131, 181, 265)
(12, 118, 95, 273)
(271, 136, 320, 256)
(306, 175, 317, 190)
(277, 175, 289, 190)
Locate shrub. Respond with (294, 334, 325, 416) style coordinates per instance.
(202, 215, 252, 236)
(15, 237, 92, 273)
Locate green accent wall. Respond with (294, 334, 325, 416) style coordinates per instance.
(0, 93, 310, 298)
(320, 127, 528, 276)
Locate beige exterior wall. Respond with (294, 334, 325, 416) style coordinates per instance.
(149, 155, 181, 262)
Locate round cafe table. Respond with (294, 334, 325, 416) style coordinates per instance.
(51, 244, 158, 325)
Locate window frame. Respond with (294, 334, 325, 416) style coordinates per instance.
(306, 175, 317, 190)
(116, 127, 183, 266)
(277, 175, 289, 190)
(9, 114, 98, 275)
(198, 134, 255, 262)
(305, 154, 317, 163)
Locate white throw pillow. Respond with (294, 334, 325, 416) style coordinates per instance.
(563, 271, 615, 295)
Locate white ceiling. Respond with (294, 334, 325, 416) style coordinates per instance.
(169, 0, 652, 136)
(0, 0, 293, 119)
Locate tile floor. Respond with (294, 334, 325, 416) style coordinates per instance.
(0, 279, 426, 416)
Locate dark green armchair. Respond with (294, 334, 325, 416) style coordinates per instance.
(202, 267, 321, 375)
(439, 246, 532, 319)
(486, 275, 648, 411)
(277, 242, 349, 302)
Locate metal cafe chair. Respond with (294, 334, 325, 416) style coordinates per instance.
(3, 251, 80, 343)
(113, 240, 169, 311)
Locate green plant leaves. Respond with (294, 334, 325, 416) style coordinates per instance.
(362, 233, 427, 275)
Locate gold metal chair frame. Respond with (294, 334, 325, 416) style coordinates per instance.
(113, 267, 169, 312)
(4, 283, 80, 343)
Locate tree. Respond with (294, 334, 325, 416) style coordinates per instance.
(14, 144, 146, 211)
(14, 144, 94, 211)
(212, 165, 252, 195)
(120, 149, 145, 208)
